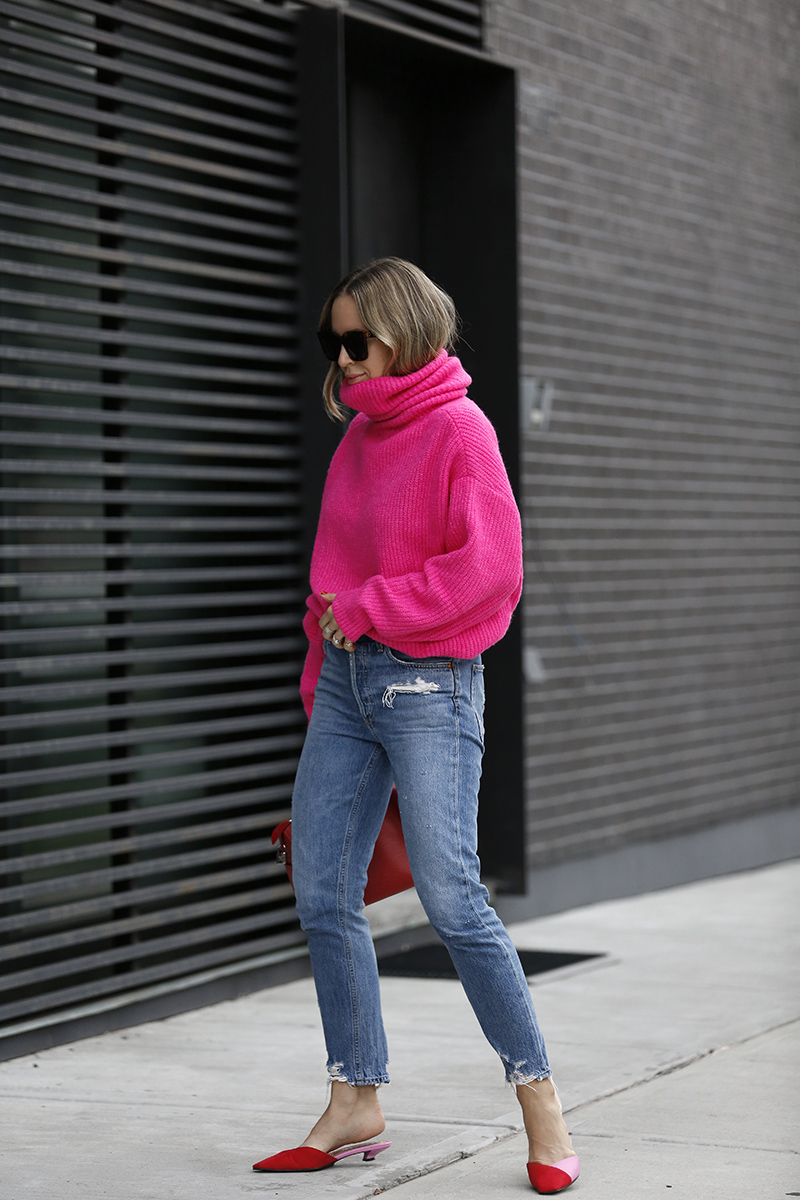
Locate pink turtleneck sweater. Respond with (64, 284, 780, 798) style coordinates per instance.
(300, 350, 523, 717)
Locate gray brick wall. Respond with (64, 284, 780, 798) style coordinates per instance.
(485, 0, 800, 869)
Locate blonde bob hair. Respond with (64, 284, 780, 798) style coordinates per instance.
(318, 257, 460, 421)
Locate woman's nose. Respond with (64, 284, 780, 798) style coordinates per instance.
(338, 345, 352, 369)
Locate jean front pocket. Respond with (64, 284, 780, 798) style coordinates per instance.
(380, 647, 455, 711)
(385, 646, 453, 668)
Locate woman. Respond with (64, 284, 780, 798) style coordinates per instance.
(253, 258, 580, 1194)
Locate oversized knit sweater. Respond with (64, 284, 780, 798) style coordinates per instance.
(300, 350, 523, 718)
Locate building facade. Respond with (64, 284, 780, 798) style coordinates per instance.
(1, 0, 798, 1058)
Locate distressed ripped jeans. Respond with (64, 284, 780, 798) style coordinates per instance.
(291, 636, 551, 1087)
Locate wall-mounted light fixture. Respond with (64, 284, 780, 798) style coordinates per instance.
(520, 376, 554, 433)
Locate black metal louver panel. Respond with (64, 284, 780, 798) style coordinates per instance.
(350, 0, 482, 47)
(0, 0, 307, 1042)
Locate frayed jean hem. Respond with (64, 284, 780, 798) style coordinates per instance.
(502, 1058, 553, 1087)
(327, 1063, 389, 1087)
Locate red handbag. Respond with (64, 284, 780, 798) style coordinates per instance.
(271, 787, 414, 905)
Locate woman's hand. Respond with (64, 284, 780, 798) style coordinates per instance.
(319, 593, 356, 652)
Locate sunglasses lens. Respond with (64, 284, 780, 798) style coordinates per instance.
(317, 330, 341, 361)
(342, 331, 370, 361)
(317, 330, 372, 362)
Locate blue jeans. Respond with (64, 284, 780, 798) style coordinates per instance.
(291, 637, 551, 1087)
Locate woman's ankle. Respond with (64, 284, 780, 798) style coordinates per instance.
(301, 1082, 384, 1152)
(516, 1077, 574, 1165)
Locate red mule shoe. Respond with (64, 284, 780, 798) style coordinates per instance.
(253, 1141, 391, 1172)
(527, 1154, 580, 1194)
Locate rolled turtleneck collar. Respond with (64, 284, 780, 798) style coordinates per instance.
(340, 349, 471, 425)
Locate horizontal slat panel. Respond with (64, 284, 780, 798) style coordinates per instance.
(2, 706, 302, 767)
(0, 113, 296, 175)
(0, 3, 294, 93)
(0, 611, 300, 646)
(524, 432, 799, 465)
(528, 607, 799, 637)
(527, 724, 798, 792)
(522, 641, 799, 682)
(0, 353, 295, 385)
(0, 488, 299, 507)
(2, 805, 296, 877)
(0, 541, 300, 559)
(1, 634, 306, 680)
(2, 753, 302, 821)
(0, 378, 297, 410)
(0, 459, 300, 483)
(1, 59, 292, 145)
(0, 142, 296, 213)
(0, 589, 304, 619)
(1, 567, 301, 589)
(526, 771, 798, 839)
(0, 287, 290, 332)
(27, 0, 294, 65)
(0, 843, 292, 935)
(0, 172, 293, 238)
(0, 326, 297, 361)
(0, 660, 304, 709)
(0, 517, 299, 535)
(0, 830, 291, 906)
(0, 929, 307, 1024)
(52, 0, 296, 43)
(0, 80, 296, 155)
(523, 457, 798, 484)
(0, 232, 294, 279)
(0, 258, 296, 307)
(8, 909, 299, 994)
(0, 207, 295, 262)
(0, 683, 301, 735)
(1, 0, 307, 1039)
(4, 880, 297, 968)
(361, 0, 482, 42)
(0, 22, 293, 109)
(0, 781, 294, 848)
(2, 729, 305, 794)
(526, 691, 800, 753)
(492, 0, 800, 872)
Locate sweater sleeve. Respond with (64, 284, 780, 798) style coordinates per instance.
(331, 474, 523, 647)
(299, 602, 325, 719)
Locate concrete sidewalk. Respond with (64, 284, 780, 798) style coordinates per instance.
(1, 860, 797, 1199)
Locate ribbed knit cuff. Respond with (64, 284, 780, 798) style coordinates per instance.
(332, 591, 373, 644)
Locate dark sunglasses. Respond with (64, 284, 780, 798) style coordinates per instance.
(317, 328, 375, 362)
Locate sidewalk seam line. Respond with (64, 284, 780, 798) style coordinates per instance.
(563, 1014, 800, 1115)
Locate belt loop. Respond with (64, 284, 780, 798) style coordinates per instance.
(452, 656, 463, 701)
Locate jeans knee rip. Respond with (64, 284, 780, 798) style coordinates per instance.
(382, 677, 441, 708)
